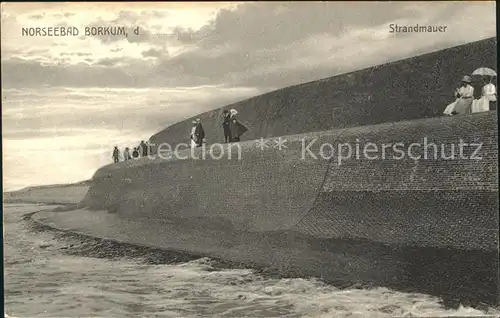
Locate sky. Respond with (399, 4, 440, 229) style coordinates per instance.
(1, 1, 496, 191)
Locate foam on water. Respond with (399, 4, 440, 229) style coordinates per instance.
(4, 204, 498, 317)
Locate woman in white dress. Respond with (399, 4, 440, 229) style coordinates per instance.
(190, 121, 197, 149)
(443, 76, 474, 115)
(471, 75, 497, 113)
(443, 99, 457, 116)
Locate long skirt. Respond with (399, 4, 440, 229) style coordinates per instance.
(443, 100, 457, 115)
(471, 97, 491, 113)
(452, 98, 473, 115)
(190, 138, 197, 149)
(229, 120, 248, 141)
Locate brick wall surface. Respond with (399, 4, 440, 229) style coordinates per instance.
(293, 112, 498, 250)
(83, 112, 498, 251)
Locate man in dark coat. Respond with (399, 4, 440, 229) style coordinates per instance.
(221, 110, 231, 143)
(194, 118, 205, 147)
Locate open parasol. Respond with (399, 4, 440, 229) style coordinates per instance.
(472, 67, 497, 77)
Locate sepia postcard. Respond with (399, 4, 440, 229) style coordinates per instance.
(2, 2, 498, 317)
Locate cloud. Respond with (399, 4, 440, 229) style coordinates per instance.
(2, 58, 133, 87)
(28, 13, 45, 20)
(60, 52, 92, 57)
(2, 2, 496, 91)
(1, 2, 496, 190)
(94, 57, 135, 67)
(142, 48, 164, 58)
(2, 86, 261, 135)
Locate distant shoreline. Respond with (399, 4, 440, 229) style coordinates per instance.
(3, 181, 90, 205)
(4, 179, 91, 195)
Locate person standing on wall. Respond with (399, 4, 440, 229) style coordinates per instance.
(139, 140, 148, 157)
(132, 147, 139, 159)
(123, 147, 131, 161)
(228, 109, 248, 142)
(451, 75, 474, 115)
(145, 141, 152, 157)
(194, 118, 205, 147)
(190, 120, 198, 149)
(222, 110, 231, 143)
(112, 146, 120, 163)
(472, 75, 497, 113)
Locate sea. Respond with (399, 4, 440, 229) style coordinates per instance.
(4, 203, 499, 317)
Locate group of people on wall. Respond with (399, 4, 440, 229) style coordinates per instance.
(109, 67, 496, 164)
(190, 108, 248, 148)
(443, 67, 497, 116)
(112, 140, 151, 163)
(111, 108, 249, 163)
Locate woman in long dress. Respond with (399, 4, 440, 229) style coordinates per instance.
(123, 147, 131, 161)
(228, 109, 248, 142)
(471, 75, 497, 113)
(443, 99, 457, 116)
(190, 121, 197, 149)
(194, 118, 205, 147)
(444, 75, 474, 115)
(444, 76, 470, 115)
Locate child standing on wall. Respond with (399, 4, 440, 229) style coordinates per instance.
(132, 147, 139, 158)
